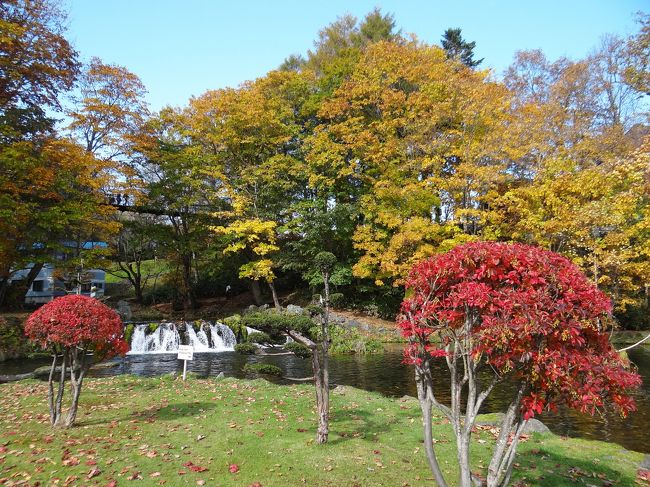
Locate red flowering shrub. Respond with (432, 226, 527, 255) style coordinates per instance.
(399, 242, 641, 487)
(25, 295, 128, 427)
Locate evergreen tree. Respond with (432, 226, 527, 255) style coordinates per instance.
(441, 27, 483, 68)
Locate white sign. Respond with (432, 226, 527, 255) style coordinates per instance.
(177, 345, 194, 361)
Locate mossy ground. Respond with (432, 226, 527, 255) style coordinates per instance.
(0, 375, 643, 486)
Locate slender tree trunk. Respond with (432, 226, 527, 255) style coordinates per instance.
(267, 280, 281, 310)
(415, 361, 449, 487)
(486, 384, 526, 487)
(65, 349, 87, 427)
(53, 348, 68, 426)
(181, 254, 197, 310)
(47, 352, 57, 425)
(250, 280, 263, 305)
(286, 329, 328, 444)
(316, 271, 331, 444)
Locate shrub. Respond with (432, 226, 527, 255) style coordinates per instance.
(222, 314, 248, 342)
(400, 242, 641, 487)
(123, 323, 135, 344)
(329, 292, 345, 308)
(234, 343, 256, 354)
(241, 310, 314, 336)
(243, 363, 282, 376)
(285, 341, 311, 358)
(247, 331, 271, 344)
(25, 295, 128, 427)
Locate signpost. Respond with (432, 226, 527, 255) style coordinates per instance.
(177, 345, 194, 380)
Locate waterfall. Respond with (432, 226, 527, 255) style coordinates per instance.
(130, 324, 147, 352)
(187, 323, 211, 352)
(128, 321, 236, 354)
(210, 322, 236, 351)
(128, 323, 180, 354)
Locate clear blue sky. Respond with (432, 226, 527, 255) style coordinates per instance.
(64, 0, 648, 111)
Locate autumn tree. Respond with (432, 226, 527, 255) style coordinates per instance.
(212, 219, 281, 308)
(0, 0, 78, 141)
(308, 40, 511, 287)
(133, 107, 227, 309)
(441, 28, 483, 68)
(0, 138, 118, 306)
(25, 295, 128, 427)
(400, 242, 641, 487)
(67, 57, 149, 192)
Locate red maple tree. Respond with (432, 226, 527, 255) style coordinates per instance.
(25, 295, 128, 427)
(399, 241, 641, 487)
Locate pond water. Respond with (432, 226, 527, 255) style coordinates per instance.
(2, 345, 649, 453)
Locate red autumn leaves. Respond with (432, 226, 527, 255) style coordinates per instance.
(399, 241, 641, 420)
(25, 295, 128, 358)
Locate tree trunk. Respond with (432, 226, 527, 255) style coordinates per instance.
(250, 280, 263, 305)
(317, 271, 331, 444)
(133, 270, 144, 304)
(65, 349, 87, 427)
(267, 280, 281, 310)
(53, 348, 68, 427)
(181, 254, 197, 310)
(415, 361, 449, 487)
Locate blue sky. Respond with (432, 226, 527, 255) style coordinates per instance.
(64, 1, 648, 111)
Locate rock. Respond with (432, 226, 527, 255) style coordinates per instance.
(523, 418, 551, 434)
(247, 305, 258, 312)
(116, 300, 132, 320)
(400, 395, 416, 401)
(90, 361, 120, 370)
(286, 304, 304, 315)
(215, 372, 225, 379)
(332, 385, 346, 394)
(640, 455, 650, 470)
(476, 413, 550, 435)
(259, 304, 270, 310)
(0, 372, 35, 383)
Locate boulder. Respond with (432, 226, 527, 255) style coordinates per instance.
(286, 304, 304, 315)
(0, 372, 35, 383)
(523, 418, 551, 434)
(640, 455, 650, 470)
(116, 300, 132, 320)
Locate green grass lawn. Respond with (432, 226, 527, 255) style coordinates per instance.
(0, 375, 644, 486)
(104, 259, 171, 285)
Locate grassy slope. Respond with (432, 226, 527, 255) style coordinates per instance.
(104, 260, 170, 285)
(0, 376, 643, 486)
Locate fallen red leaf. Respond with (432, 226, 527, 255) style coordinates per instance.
(87, 468, 101, 479)
(229, 464, 240, 473)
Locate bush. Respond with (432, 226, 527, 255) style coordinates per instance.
(25, 295, 128, 427)
(123, 324, 135, 344)
(243, 363, 282, 376)
(285, 341, 311, 358)
(222, 315, 248, 342)
(329, 292, 345, 308)
(247, 331, 271, 344)
(241, 310, 314, 336)
(234, 343, 256, 354)
(306, 304, 323, 316)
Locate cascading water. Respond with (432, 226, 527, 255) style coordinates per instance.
(128, 321, 236, 354)
(209, 323, 237, 351)
(186, 323, 211, 352)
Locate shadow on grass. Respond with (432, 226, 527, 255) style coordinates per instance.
(327, 405, 403, 445)
(510, 446, 637, 487)
(150, 402, 217, 421)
